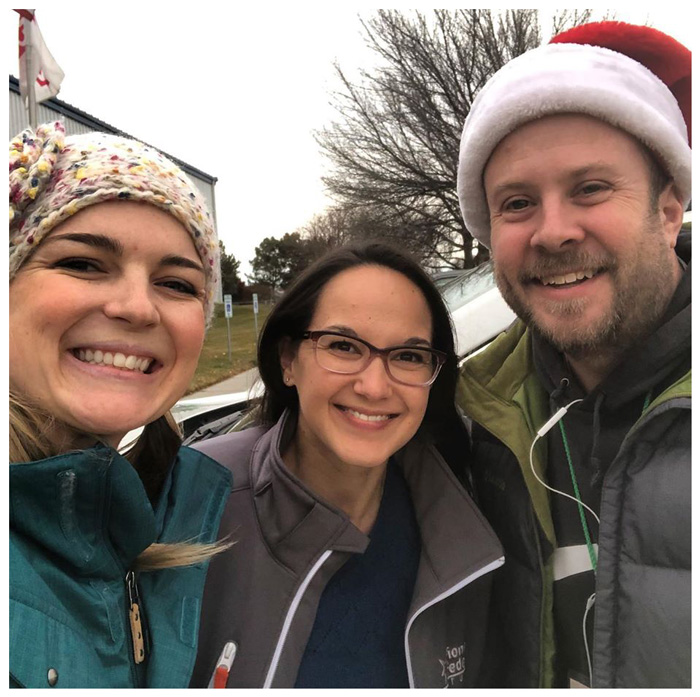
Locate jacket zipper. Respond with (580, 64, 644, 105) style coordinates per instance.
(125, 570, 149, 684)
(263, 550, 333, 688)
(530, 503, 550, 688)
(403, 556, 504, 687)
(209, 641, 238, 688)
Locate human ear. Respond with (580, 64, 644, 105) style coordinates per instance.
(658, 182, 685, 249)
(279, 337, 297, 386)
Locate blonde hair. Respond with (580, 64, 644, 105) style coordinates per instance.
(10, 391, 230, 571)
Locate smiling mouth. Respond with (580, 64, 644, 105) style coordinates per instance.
(534, 269, 601, 287)
(336, 406, 397, 422)
(72, 348, 155, 374)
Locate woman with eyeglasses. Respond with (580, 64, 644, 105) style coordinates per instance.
(189, 241, 503, 688)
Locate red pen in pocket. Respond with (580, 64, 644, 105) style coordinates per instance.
(208, 641, 237, 688)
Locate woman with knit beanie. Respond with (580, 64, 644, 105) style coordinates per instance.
(9, 121, 232, 688)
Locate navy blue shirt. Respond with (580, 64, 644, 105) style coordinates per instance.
(294, 459, 421, 688)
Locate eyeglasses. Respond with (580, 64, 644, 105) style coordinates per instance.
(300, 330, 446, 387)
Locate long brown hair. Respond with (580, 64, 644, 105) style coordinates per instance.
(257, 241, 460, 437)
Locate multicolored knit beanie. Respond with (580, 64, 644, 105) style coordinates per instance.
(457, 21, 692, 249)
(9, 121, 219, 323)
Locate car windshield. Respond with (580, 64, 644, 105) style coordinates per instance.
(439, 260, 497, 312)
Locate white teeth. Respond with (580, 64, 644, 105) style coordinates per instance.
(74, 349, 152, 373)
(541, 270, 595, 286)
(346, 408, 391, 422)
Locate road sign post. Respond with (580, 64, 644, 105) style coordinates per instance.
(224, 294, 233, 362)
(252, 293, 259, 340)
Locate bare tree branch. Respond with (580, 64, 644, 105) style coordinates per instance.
(316, 9, 592, 269)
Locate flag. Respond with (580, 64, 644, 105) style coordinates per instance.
(16, 9, 65, 103)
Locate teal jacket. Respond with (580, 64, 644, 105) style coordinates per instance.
(10, 444, 232, 688)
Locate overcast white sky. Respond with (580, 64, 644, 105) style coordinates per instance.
(6, 6, 694, 276)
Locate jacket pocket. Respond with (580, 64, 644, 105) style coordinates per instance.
(10, 598, 133, 688)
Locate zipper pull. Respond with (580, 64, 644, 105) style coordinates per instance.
(208, 641, 237, 688)
(131, 570, 151, 656)
(126, 570, 146, 665)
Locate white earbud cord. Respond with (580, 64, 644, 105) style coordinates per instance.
(528, 399, 600, 526)
(529, 398, 599, 688)
(583, 593, 596, 687)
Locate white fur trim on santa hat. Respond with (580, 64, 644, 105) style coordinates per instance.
(457, 42, 692, 249)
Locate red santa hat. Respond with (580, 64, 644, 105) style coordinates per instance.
(457, 21, 692, 249)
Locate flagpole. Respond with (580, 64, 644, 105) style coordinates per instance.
(25, 14, 38, 129)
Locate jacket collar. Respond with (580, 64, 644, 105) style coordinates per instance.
(394, 436, 504, 606)
(458, 320, 556, 546)
(249, 411, 370, 573)
(458, 314, 691, 550)
(248, 411, 503, 588)
(10, 444, 157, 576)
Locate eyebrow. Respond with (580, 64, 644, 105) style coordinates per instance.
(44, 232, 123, 255)
(490, 163, 615, 197)
(43, 232, 204, 272)
(324, 325, 432, 347)
(488, 181, 529, 199)
(160, 254, 204, 273)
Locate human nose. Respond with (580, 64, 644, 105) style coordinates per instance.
(102, 275, 160, 327)
(530, 198, 585, 252)
(352, 354, 394, 399)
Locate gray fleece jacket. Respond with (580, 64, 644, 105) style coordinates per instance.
(189, 411, 503, 688)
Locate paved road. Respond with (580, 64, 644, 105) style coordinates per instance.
(186, 366, 260, 400)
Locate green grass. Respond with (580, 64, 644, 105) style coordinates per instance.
(186, 302, 271, 395)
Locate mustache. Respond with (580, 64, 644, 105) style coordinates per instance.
(518, 249, 616, 282)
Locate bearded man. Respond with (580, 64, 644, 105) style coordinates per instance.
(455, 22, 691, 688)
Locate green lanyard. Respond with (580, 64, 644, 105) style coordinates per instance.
(557, 392, 652, 574)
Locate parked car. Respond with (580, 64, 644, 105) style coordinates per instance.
(430, 269, 464, 290)
(120, 259, 514, 450)
(439, 260, 516, 358)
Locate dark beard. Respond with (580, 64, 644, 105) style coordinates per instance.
(494, 228, 677, 361)
(510, 294, 626, 360)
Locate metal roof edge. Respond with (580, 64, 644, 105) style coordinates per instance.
(9, 75, 217, 184)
